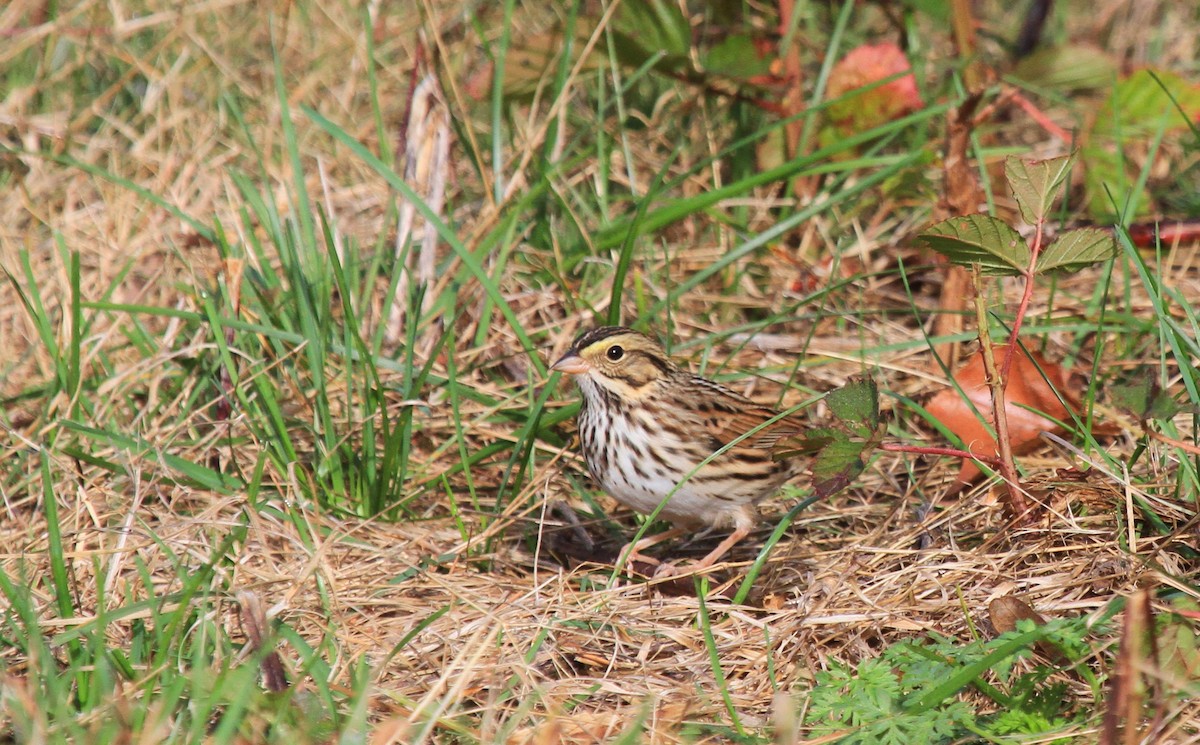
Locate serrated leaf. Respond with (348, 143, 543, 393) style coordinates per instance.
(919, 215, 1030, 276)
(781, 378, 883, 495)
(1108, 378, 1151, 416)
(825, 375, 880, 437)
(810, 435, 869, 499)
(1149, 391, 1185, 420)
(1035, 227, 1118, 274)
(1006, 154, 1073, 225)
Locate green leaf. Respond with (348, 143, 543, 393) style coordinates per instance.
(1094, 68, 1200, 138)
(810, 434, 870, 499)
(1081, 142, 1147, 220)
(1010, 43, 1117, 92)
(702, 34, 770, 80)
(1006, 154, 1073, 225)
(800, 376, 886, 499)
(1084, 68, 1200, 219)
(612, 0, 691, 71)
(825, 375, 880, 437)
(919, 215, 1030, 276)
(1035, 227, 1118, 275)
(1110, 375, 1183, 422)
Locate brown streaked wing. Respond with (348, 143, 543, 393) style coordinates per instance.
(681, 376, 806, 452)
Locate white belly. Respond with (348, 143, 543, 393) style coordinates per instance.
(578, 404, 785, 530)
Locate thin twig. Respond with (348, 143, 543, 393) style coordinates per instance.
(880, 442, 1001, 465)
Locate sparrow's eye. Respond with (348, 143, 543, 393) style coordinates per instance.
(606, 345, 625, 361)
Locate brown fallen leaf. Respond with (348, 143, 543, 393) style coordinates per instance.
(989, 594, 1047, 633)
(989, 595, 1066, 664)
(927, 344, 1079, 488)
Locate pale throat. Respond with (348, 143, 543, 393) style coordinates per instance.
(582, 370, 659, 404)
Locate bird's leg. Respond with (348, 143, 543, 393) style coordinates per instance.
(693, 525, 752, 569)
(617, 526, 688, 571)
(653, 525, 751, 578)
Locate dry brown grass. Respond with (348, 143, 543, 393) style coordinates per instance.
(2, 0, 1199, 742)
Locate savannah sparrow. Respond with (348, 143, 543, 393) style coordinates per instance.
(551, 326, 807, 575)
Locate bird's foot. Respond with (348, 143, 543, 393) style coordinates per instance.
(614, 545, 664, 577)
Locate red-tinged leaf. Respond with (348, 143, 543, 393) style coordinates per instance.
(803, 376, 884, 498)
(825, 43, 922, 135)
(810, 433, 869, 499)
(920, 215, 1030, 276)
(1127, 219, 1200, 248)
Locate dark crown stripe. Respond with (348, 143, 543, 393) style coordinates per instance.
(571, 325, 636, 351)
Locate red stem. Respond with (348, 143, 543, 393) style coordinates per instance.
(881, 442, 1002, 466)
(1002, 220, 1044, 380)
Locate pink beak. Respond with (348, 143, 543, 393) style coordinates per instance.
(551, 353, 590, 375)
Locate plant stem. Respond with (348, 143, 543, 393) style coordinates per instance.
(880, 442, 1001, 465)
(1001, 219, 1045, 381)
(1146, 429, 1200, 456)
(972, 267, 1028, 518)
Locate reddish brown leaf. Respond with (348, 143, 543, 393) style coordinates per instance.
(927, 344, 1078, 486)
(989, 595, 1046, 634)
(825, 42, 922, 136)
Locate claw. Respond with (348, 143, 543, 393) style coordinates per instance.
(652, 562, 682, 578)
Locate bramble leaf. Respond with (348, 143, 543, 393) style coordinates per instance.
(1006, 154, 1073, 225)
(920, 215, 1030, 276)
(793, 376, 885, 498)
(702, 34, 771, 80)
(1035, 228, 1118, 275)
(810, 434, 869, 498)
(825, 375, 881, 437)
